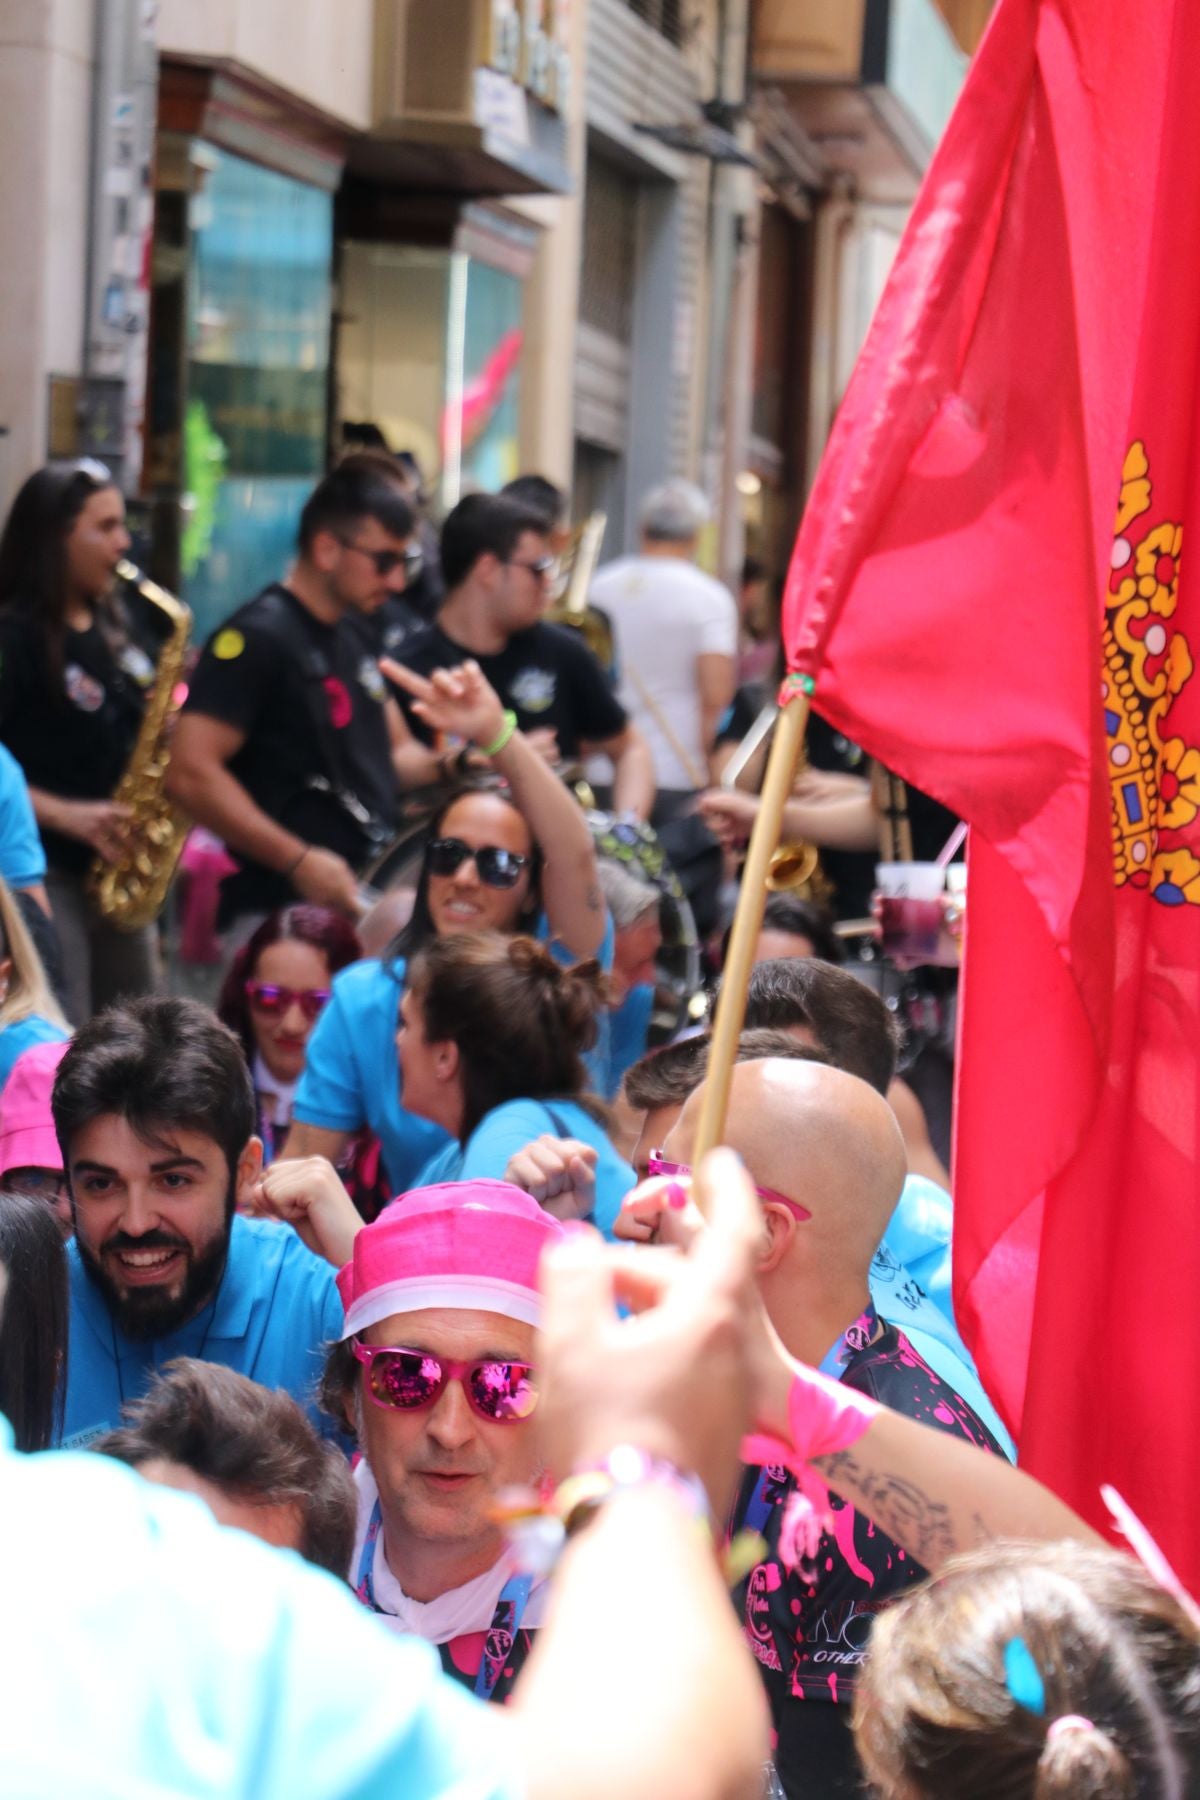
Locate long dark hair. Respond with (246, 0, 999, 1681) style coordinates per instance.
(0, 1189, 69, 1451)
(408, 933, 605, 1142)
(0, 460, 126, 687)
(217, 905, 363, 1065)
(387, 777, 543, 970)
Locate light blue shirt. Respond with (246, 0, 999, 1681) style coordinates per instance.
(0, 1417, 520, 1799)
(0, 741, 46, 888)
(294, 917, 616, 1197)
(597, 983, 655, 1102)
(881, 1172, 955, 1327)
(417, 1096, 636, 1239)
(0, 1012, 69, 1092)
(61, 1214, 344, 1448)
(293, 957, 453, 1195)
(871, 1176, 1014, 1458)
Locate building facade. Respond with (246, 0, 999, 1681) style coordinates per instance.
(0, 0, 993, 637)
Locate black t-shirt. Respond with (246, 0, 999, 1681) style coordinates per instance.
(183, 584, 401, 920)
(0, 597, 166, 874)
(714, 686, 878, 921)
(394, 620, 627, 759)
(732, 1319, 1005, 1798)
(358, 593, 428, 661)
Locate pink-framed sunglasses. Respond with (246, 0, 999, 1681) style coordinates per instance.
(352, 1341, 539, 1424)
(647, 1153, 812, 1222)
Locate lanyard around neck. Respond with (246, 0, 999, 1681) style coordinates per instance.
(355, 1499, 533, 1700)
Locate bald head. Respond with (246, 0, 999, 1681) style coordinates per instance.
(669, 1058, 907, 1279)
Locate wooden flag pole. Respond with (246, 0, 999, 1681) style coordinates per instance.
(693, 680, 814, 1169)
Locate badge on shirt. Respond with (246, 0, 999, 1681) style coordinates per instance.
(509, 667, 556, 714)
(118, 643, 156, 687)
(213, 628, 245, 661)
(358, 656, 386, 704)
(64, 663, 105, 713)
(324, 676, 353, 728)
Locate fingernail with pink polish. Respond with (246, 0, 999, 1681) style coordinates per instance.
(665, 1182, 688, 1210)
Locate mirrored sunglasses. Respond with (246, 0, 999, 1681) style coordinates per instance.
(244, 980, 331, 1022)
(647, 1153, 812, 1221)
(352, 1342, 539, 1423)
(426, 837, 529, 889)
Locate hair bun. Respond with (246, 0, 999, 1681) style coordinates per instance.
(1034, 1719, 1134, 1798)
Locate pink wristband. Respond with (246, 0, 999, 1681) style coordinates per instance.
(742, 1365, 878, 1474)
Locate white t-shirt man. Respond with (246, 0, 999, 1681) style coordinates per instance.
(589, 553, 738, 793)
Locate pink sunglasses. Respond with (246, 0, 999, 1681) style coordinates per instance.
(352, 1341, 539, 1423)
(647, 1153, 812, 1222)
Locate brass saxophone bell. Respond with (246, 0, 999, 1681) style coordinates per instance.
(766, 843, 821, 892)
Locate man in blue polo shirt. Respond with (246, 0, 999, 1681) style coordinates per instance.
(51, 996, 341, 1447)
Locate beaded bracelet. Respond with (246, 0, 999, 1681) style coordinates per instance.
(494, 1445, 711, 1577)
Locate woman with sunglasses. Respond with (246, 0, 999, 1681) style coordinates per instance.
(284, 659, 611, 1196)
(217, 904, 422, 1220)
(0, 460, 164, 1021)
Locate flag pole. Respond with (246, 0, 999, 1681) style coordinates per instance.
(693, 677, 814, 1169)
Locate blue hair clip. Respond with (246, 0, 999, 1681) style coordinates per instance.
(1004, 1637, 1046, 1716)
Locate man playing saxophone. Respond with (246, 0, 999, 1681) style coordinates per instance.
(0, 461, 167, 1023)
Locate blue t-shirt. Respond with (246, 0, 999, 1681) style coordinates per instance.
(0, 1012, 69, 1092)
(881, 1172, 955, 1326)
(870, 1175, 1013, 1459)
(294, 917, 616, 1197)
(597, 983, 655, 1102)
(61, 1214, 344, 1448)
(0, 742, 46, 889)
(0, 1418, 520, 1799)
(292, 957, 452, 1196)
(416, 1097, 635, 1240)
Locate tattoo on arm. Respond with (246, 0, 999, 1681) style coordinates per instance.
(814, 1450, 959, 1569)
(585, 884, 602, 912)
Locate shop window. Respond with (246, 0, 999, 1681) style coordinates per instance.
(621, 0, 684, 45)
(337, 243, 523, 513)
(183, 150, 332, 636)
(580, 158, 638, 345)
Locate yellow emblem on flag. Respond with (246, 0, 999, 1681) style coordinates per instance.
(1104, 441, 1199, 904)
(213, 629, 245, 661)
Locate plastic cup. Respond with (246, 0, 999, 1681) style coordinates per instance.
(876, 862, 945, 960)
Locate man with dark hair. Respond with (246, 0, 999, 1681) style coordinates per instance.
(53, 997, 342, 1448)
(394, 493, 655, 820)
(500, 475, 568, 550)
(741, 955, 901, 1096)
(97, 1357, 356, 1576)
(168, 462, 432, 925)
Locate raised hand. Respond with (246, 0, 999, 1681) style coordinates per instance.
(381, 657, 508, 753)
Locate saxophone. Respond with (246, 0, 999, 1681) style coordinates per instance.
(544, 512, 613, 668)
(85, 559, 192, 930)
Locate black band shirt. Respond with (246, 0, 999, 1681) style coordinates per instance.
(393, 620, 627, 760)
(183, 585, 400, 920)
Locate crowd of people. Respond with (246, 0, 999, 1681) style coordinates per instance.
(0, 449, 1194, 1798)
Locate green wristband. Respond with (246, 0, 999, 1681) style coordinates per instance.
(480, 710, 518, 758)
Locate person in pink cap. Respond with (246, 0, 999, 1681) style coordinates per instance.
(0, 1037, 71, 1237)
(320, 1178, 565, 1703)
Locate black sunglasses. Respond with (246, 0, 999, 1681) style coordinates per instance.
(336, 534, 420, 578)
(505, 555, 557, 580)
(426, 837, 529, 888)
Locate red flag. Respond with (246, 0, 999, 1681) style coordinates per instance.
(781, 0, 1200, 1587)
